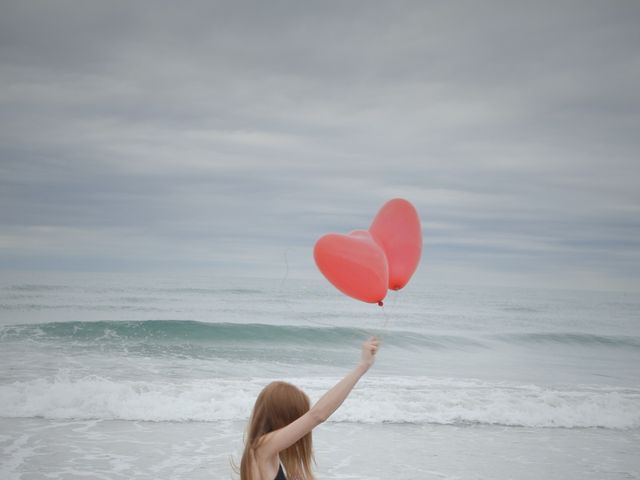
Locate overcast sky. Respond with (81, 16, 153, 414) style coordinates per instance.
(1, 1, 639, 291)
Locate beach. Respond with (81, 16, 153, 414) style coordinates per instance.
(1, 273, 639, 479)
(2, 419, 638, 479)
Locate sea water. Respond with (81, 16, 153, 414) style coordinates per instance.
(0, 272, 639, 479)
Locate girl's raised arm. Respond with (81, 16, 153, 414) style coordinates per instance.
(257, 336, 379, 458)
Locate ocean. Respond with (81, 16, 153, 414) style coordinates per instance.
(1, 272, 639, 479)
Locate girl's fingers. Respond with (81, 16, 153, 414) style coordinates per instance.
(364, 336, 380, 354)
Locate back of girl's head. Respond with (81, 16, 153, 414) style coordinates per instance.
(250, 382, 310, 434)
(240, 381, 315, 480)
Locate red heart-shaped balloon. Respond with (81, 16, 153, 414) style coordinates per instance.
(313, 230, 388, 304)
(369, 198, 422, 290)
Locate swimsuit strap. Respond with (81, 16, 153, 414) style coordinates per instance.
(274, 463, 287, 480)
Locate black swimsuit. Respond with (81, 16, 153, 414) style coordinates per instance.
(274, 464, 286, 480)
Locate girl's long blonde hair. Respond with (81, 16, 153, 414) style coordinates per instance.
(240, 381, 315, 480)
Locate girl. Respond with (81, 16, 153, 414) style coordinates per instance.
(239, 336, 380, 480)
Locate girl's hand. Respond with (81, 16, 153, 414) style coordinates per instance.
(360, 336, 380, 370)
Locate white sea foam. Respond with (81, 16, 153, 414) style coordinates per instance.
(1, 374, 638, 429)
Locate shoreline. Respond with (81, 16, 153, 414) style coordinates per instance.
(2, 418, 638, 479)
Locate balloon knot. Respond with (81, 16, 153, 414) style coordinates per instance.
(378, 301, 384, 307)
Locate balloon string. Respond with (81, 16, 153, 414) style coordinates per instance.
(375, 296, 389, 340)
(278, 248, 337, 329)
(390, 288, 400, 313)
(279, 248, 290, 291)
(382, 303, 389, 329)
(376, 289, 401, 340)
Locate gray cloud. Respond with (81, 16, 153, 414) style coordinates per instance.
(1, 1, 639, 290)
